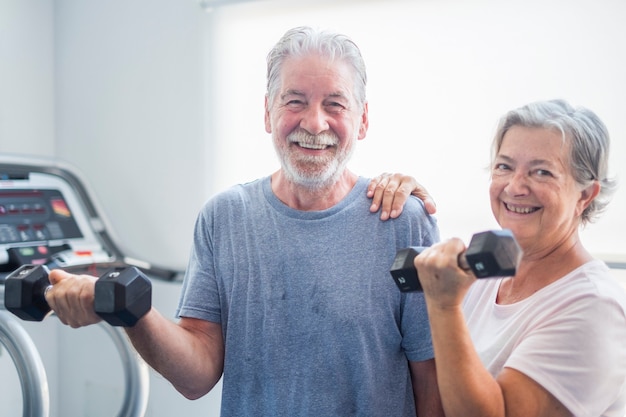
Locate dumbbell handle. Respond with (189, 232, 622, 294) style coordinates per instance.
(390, 246, 464, 292)
(413, 246, 473, 270)
(457, 252, 471, 271)
(390, 230, 521, 292)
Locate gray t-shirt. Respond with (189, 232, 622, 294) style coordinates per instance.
(177, 176, 439, 417)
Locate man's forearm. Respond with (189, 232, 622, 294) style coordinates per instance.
(125, 308, 224, 400)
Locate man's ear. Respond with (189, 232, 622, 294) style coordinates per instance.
(358, 101, 369, 140)
(264, 95, 272, 133)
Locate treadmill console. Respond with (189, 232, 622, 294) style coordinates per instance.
(0, 189, 82, 243)
(0, 155, 180, 281)
(0, 170, 114, 276)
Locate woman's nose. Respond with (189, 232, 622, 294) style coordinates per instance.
(504, 171, 530, 196)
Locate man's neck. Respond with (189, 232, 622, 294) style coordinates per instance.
(270, 170, 358, 211)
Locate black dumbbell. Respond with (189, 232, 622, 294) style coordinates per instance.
(4, 264, 152, 326)
(390, 229, 522, 292)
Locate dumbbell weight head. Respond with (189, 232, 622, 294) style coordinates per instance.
(4, 264, 52, 321)
(464, 230, 521, 278)
(390, 229, 521, 293)
(390, 247, 424, 292)
(94, 266, 152, 327)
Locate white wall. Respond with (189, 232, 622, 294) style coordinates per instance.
(0, 2, 59, 416)
(0, 0, 55, 156)
(53, 0, 209, 272)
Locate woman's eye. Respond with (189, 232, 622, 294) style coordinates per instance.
(534, 169, 553, 177)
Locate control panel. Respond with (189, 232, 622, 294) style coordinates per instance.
(0, 189, 82, 244)
(0, 155, 181, 281)
(0, 170, 115, 276)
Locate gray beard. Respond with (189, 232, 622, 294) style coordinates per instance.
(275, 131, 356, 190)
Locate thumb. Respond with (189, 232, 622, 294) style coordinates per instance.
(48, 268, 72, 285)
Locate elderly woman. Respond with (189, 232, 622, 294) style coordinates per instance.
(415, 99, 626, 417)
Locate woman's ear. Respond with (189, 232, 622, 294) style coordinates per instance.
(577, 180, 601, 216)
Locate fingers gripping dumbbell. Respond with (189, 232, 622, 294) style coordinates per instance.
(390, 229, 522, 292)
(4, 265, 152, 326)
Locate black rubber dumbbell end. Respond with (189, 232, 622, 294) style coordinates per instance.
(94, 266, 152, 327)
(390, 247, 425, 292)
(464, 230, 521, 278)
(4, 264, 52, 321)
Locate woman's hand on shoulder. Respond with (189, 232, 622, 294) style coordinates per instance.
(368, 173, 436, 220)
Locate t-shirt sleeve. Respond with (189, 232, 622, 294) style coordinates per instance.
(176, 200, 222, 323)
(399, 196, 439, 362)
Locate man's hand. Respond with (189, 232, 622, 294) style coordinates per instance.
(45, 269, 102, 328)
(368, 173, 437, 220)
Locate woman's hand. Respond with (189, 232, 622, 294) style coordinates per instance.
(368, 173, 437, 220)
(414, 238, 476, 309)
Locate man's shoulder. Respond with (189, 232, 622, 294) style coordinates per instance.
(396, 195, 434, 224)
(208, 177, 267, 203)
(394, 196, 440, 243)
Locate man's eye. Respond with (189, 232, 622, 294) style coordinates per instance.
(285, 100, 305, 109)
(326, 102, 345, 112)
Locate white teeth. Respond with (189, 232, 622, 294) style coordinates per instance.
(506, 203, 536, 214)
(299, 143, 328, 150)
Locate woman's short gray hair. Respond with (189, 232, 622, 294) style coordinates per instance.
(266, 26, 367, 110)
(492, 99, 617, 225)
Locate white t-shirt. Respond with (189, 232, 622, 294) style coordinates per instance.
(463, 260, 626, 417)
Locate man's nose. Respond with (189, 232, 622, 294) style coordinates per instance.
(299, 105, 329, 136)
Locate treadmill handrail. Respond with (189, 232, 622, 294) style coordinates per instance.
(99, 324, 150, 417)
(0, 308, 50, 417)
(1, 291, 149, 417)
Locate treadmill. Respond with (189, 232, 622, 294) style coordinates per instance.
(0, 153, 182, 417)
